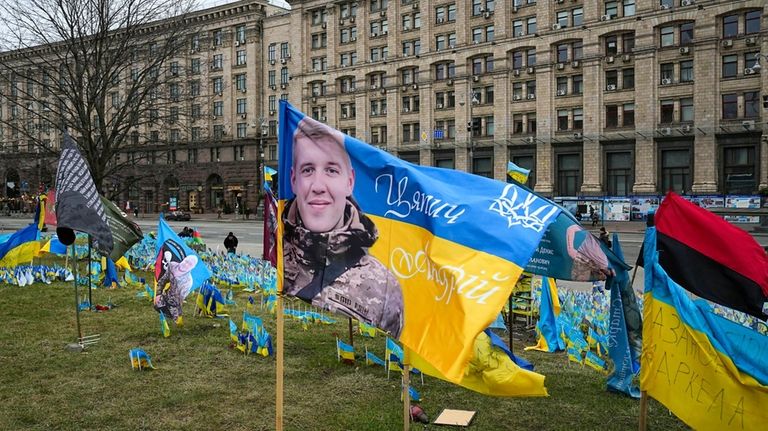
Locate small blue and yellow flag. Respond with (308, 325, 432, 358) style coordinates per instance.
(584, 351, 607, 374)
(365, 349, 385, 367)
(159, 313, 171, 338)
(507, 161, 531, 185)
(359, 321, 377, 338)
(129, 348, 155, 370)
(337, 338, 355, 363)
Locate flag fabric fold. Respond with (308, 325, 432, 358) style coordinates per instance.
(101, 197, 143, 261)
(525, 277, 565, 353)
(54, 132, 113, 255)
(0, 224, 41, 267)
(641, 226, 768, 431)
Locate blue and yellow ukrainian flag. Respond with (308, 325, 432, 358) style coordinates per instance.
(365, 348, 385, 367)
(159, 313, 171, 338)
(641, 226, 768, 431)
(358, 321, 377, 338)
(278, 101, 560, 386)
(0, 224, 41, 267)
(37, 236, 67, 256)
(336, 338, 355, 363)
(129, 348, 155, 370)
(525, 277, 565, 353)
(506, 161, 531, 185)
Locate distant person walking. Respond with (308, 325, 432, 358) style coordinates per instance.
(224, 232, 238, 254)
(598, 227, 612, 249)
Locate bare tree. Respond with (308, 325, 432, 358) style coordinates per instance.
(0, 0, 203, 192)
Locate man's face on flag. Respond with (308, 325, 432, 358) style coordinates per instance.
(290, 132, 354, 233)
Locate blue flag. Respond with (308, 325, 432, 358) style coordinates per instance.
(606, 234, 640, 398)
(155, 216, 211, 298)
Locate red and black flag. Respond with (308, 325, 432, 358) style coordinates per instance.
(649, 192, 768, 319)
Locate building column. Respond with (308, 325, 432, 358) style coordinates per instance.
(691, 42, 718, 194)
(632, 50, 657, 193)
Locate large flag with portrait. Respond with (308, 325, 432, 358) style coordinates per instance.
(277, 101, 560, 384)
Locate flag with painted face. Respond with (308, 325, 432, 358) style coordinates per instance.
(54, 132, 113, 256)
(278, 101, 559, 386)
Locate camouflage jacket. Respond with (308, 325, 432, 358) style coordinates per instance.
(283, 198, 403, 338)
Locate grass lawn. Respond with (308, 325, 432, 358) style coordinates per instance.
(0, 281, 687, 431)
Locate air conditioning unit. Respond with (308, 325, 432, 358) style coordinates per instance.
(371, 84, 378, 90)
(403, 108, 410, 113)
(311, 96, 317, 103)
(350, 17, 355, 23)
(240, 114, 247, 119)
(573, 132, 583, 140)
(513, 94, 522, 101)
(320, 116, 326, 121)
(270, 59, 275, 65)
(527, 93, 536, 100)
(350, 37, 357, 42)
(322, 22, 327, 29)
(216, 91, 223, 96)
(606, 84, 617, 91)
(513, 69, 521, 77)
(572, 60, 580, 68)
(483, 11, 492, 19)
(679, 46, 690, 54)
(557, 63, 565, 70)
(412, 3, 418, 10)
(681, 0, 694, 6)
(516, 31, 525, 37)
(382, 31, 388, 35)
(372, 32, 378, 37)
(341, 113, 348, 119)
(281, 58, 287, 64)
(661, 78, 672, 85)
(600, 15, 611, 22)
(380, 88, 387, 94)
(526, 136, 535, 144)
(605, 55, 615, 63)
(622, 54, 632, 62)
(744, 68, 756, 75)
(437, 18, 445, 23)
(446, 78, 454, 86)
(380, 11, 386, 17)
(742, 120, 756, 130)
(240, 88, 247, 93)
(722, 39, 733, 48)
(556, 89, 567, 96)
(512, 7, 519, 14)
(269, 110, 276, 116)
(552, 24, 562, 31)
(280, 83, 287, 89)
(402, 85, 409, 92)
(681, 124, 692, 133)
(270, 84, 276, 90)
(412, 84, 418, 90)
(212, 115, 218, 120)
(659, 127, 672, 136)
(556, 0, 564, 3)
(189, 49, 197, 55)
(339, 18, 345, 25)
(472, 75, 480, 82)
(235, 41, 240, 47)
(660, 3, 671, 9)
(472, 40, 481, 45)
(527, 66, 535, 74)
(437, 103, 443, 109)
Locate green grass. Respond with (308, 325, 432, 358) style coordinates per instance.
(0, 281, 687, 431)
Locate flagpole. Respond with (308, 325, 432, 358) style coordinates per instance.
(402, 348, 411, 431)
(275, 294, 284, 431)
(508, 294, 514, 352)
(638, 391, 648, 431)
(87, 234, 92, 308)
(72, 244, 82, 342)
(348, 317, 354, 347)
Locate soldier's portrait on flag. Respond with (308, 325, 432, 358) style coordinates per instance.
(282, 116, 403, 338)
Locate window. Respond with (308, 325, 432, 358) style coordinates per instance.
(513, 82, 523, 99)
(605, 35, 618, 56)
(557, 44, 569, 62)
(340, 27, 358, 44)
(722, 14, 739, 38)
(311, 33, 327, 49)
(311, 8, 328, 25)
(623, 0, 635, 17)
(434, 150, 455, 169)
(268, 70, 276, 86)
(723, 146, 756, 194)
(268, 44, 276, 60)
(236, 98, 247, 115)
(660, 26, 674, 47)
(402, 122, 420, 142)
(606, 70, 618, 89)
(526, 80, 536, 98)
(236, 25, 246, 43)
(312, 56, 328, 71)
(235, 74, 246, 92)
(472, 149, 493, 179)
(435, 90, 455, 108)
(340, 102, 356, 119)
(557, 77, 568, 95)
(236, 50, 246, 66)
(573, 108, 583, 130)
(557, 153, 581, 196)
(526, 17, 537, 35)
(370, 98, 387, 116)
(557, 110, 569, 131)
(513, 115, 524, 133)
(435, 4, 457, 23)
(744, 91, 760, 118)
(557, 11, 568, 28)
(660, 100, 674, 123)
(661, 149, 691, 194)
(511, 154, 535, 189)
(622, 33, 635, 53)
(280, 67, 289, 84)
(402, 95, 419, 113)
(212, 30, 223, 47)
(370, 19, 389, 36)
(680, 97, 693, 122)
(340, 76, 356, 93)
(623, 103, 635, 127)
(212, 77, 223, 94)
(680, 61, 694, 82)
(402, 12, 422, 31)
(401, 68, 418, 85)
(281, 42, 290, 58)
(606, 105, 619, 128)
(745, 10, 761, 34)
(339, 1, 357, 19)
(572, 8, 583, 26)
(573, 75, 583, 94)
(679, 22, 694, 45)
(191, 104, 201, 119)
(402, 39, 421, 56)
(169, 107, 179, 123)
(622, 68, 634, 89)
(370, 0, 388, 13)
(236, 123, 247, 139)
(437, 33, 457, 50)
(722, 93, 738, 119)
(512, 51, 523, 69)
(573, 41, 583, 60)
(471, 55, 494, 74)
(212, 54, 223, 69)
(660, 63, 674, 82)
(606, 152, 632, 196)
(512, 20, 524, 37)
(745, 52, 759, 72)
(722, 55, 738, 78)
(605, 1, 618, 18)
(213, 101, 223, 117)
(370, 125, 387, 144)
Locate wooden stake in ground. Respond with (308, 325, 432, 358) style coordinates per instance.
(348, 317, 354, 347)
(638, 391, 648, 431)
(276, 294, 284, 431)
(402, 349, 411, 431)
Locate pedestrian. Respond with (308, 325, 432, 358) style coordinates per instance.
(224, 231, 238, 254)
(599, 227, 612, 249)
(591, 210, 599, 227)
(133, 207, 139, 218)
(217, 206, 223, 219)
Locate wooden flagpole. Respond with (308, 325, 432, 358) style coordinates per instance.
(275, 294, 284, 431)
(402, 348, 411, 431)
(638, 391, 648, 431)
(72, 245, 82, 341)
(348, 317, 354, 347)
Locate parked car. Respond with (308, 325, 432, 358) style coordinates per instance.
(166, 210, 191, 221)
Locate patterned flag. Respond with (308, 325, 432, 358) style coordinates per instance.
(54, 132, 113, 255)
(101, 197, 143, 261)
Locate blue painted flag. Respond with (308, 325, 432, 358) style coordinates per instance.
(155, 216, 211, 299)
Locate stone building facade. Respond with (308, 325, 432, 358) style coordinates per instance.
(2, 0, 767, 214)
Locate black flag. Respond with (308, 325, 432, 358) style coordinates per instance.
(54, 132, 114, 256)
